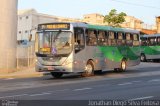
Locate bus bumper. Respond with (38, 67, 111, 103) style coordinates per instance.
(35, 62, 73, 73)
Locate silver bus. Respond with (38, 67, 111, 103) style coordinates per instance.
(35, 22, 140, 78)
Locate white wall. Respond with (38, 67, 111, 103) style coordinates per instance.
(17, 11, 58, 41)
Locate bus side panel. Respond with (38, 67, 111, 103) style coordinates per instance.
(142, 46, 160, 60)
(127, 46, 141, 66)
(72, 49, 87, 73)
(73, 46, 103, 72)
(98, 46, 124, 69)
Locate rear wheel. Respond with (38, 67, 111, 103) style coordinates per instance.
(114, 60, 126, 72)
(140, 54, 146, 62)
(51, 72, 63, 78)
(82, 61, 94, 77)
(120, 60, 126, 71)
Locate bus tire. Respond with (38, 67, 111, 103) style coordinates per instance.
(117, 59, 127, 72)
(82, 61, 94, 77)
(51, 72, 63, 78)
(140, 54, 146, 62)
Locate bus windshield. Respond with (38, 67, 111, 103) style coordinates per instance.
(38, 31, 72, 56)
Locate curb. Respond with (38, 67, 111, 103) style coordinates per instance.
(0, 73, 46, 79)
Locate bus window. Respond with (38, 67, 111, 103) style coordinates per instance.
(141, 37, 148, 46)
(74, 28, 85, 53)
(126, 33, 133, 46)
(97, 31, 105, 46)
(117, 32, 123, 46)
(148, 37, 156, 46)
(104, 31, 109, 45)
(108, 31, 116, 46)
(86, 29, 97, 46)
(157, 37, 160, 45)
(133, 34, 140, 46)
(43, 32, 51, 48)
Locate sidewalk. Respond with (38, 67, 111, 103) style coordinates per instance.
(0, 67, 44, 79)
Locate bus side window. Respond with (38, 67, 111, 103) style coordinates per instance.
(105, 31, 109, 45)
(108, 31, 116, 46)
(74, 28, 85, 53)
(149, 37, 156, 46)
(157, 37, 160, 45)
(97, 30, 105, 46)
(133, 34, 140, 46)
(117, 32, 123, 46)
(126, 33, 133, 46)
(141, 37, 148, 46)
(122, 33, 126, 46)
(86, 29, 97, 46)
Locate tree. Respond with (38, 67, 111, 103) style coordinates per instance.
(104, 9, 127, 27)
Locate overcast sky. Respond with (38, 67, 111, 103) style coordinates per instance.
(18, 0, 160, 25)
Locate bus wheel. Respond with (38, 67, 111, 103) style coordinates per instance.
(51, 72, 63, 78)
(119, 60, 126, 72)
(140, 54, 146, 62)
(82, 61, 94, 77)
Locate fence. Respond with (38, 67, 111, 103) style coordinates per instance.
(0, 42, 36, 73)
(17, 42, 36, 68)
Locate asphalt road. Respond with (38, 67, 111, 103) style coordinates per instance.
(0, 62, 160, 106)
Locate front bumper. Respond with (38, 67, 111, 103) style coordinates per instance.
(35, 62, 73, 73)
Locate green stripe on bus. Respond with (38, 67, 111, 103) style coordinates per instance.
(98, 46, 139, 62)
(141, 46, 160, 55)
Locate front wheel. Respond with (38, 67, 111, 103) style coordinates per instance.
(51, 72, 63, 78)
(82, 61, 94, 77)
(140, 54, 146, 62)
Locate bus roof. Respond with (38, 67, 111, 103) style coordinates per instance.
(141, 34, 160, 38)
(87, 24, 139, 33)
(38, 22, 140, 34)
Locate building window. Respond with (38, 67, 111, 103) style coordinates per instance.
(25, 30, 28, 33)
(19, 17, 22, 20)
(19, 31, 22, 34)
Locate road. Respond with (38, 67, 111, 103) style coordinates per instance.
(0, 62, 160, 106)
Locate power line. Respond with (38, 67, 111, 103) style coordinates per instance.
(111, 0, 160, 10)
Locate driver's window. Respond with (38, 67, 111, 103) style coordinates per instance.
(74, 28, 85, 53)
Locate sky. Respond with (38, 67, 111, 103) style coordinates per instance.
(18, 0, 160, 25)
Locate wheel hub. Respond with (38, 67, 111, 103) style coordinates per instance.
(85, 64, 93, 74)
(122, 61, 126, 70)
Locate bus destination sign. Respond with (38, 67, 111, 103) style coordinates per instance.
(38, 23, 70, 30)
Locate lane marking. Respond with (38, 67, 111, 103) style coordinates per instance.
(129, 96, 154, 101)
(45, 89, 70, 93)
(30, 92, 52, 97)
(73, 88, 92, 91)
(148, 79, 160, 82)
(0, 94, 28, 99)
(92, 84, 110, 88)
(118, 82, 132, 86)
(132, 81, 142, 83)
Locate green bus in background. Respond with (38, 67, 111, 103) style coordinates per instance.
(35, 22, 140, 78)
(140, 34, 160, 62)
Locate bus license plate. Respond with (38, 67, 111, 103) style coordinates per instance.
(48, 67, 54, 70)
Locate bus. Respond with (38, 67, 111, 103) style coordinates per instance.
(35, 22, 140, 78)
(140, 34, 160, 62)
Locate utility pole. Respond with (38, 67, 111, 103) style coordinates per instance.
(0, 0, 18, 72)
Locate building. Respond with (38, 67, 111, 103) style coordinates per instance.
(0, 0, 18, 71)
(83, 13, 104, 25)
(18, 9, 59, 42)
(156, 16, 160, 33)
(121, 16, 143, 30)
